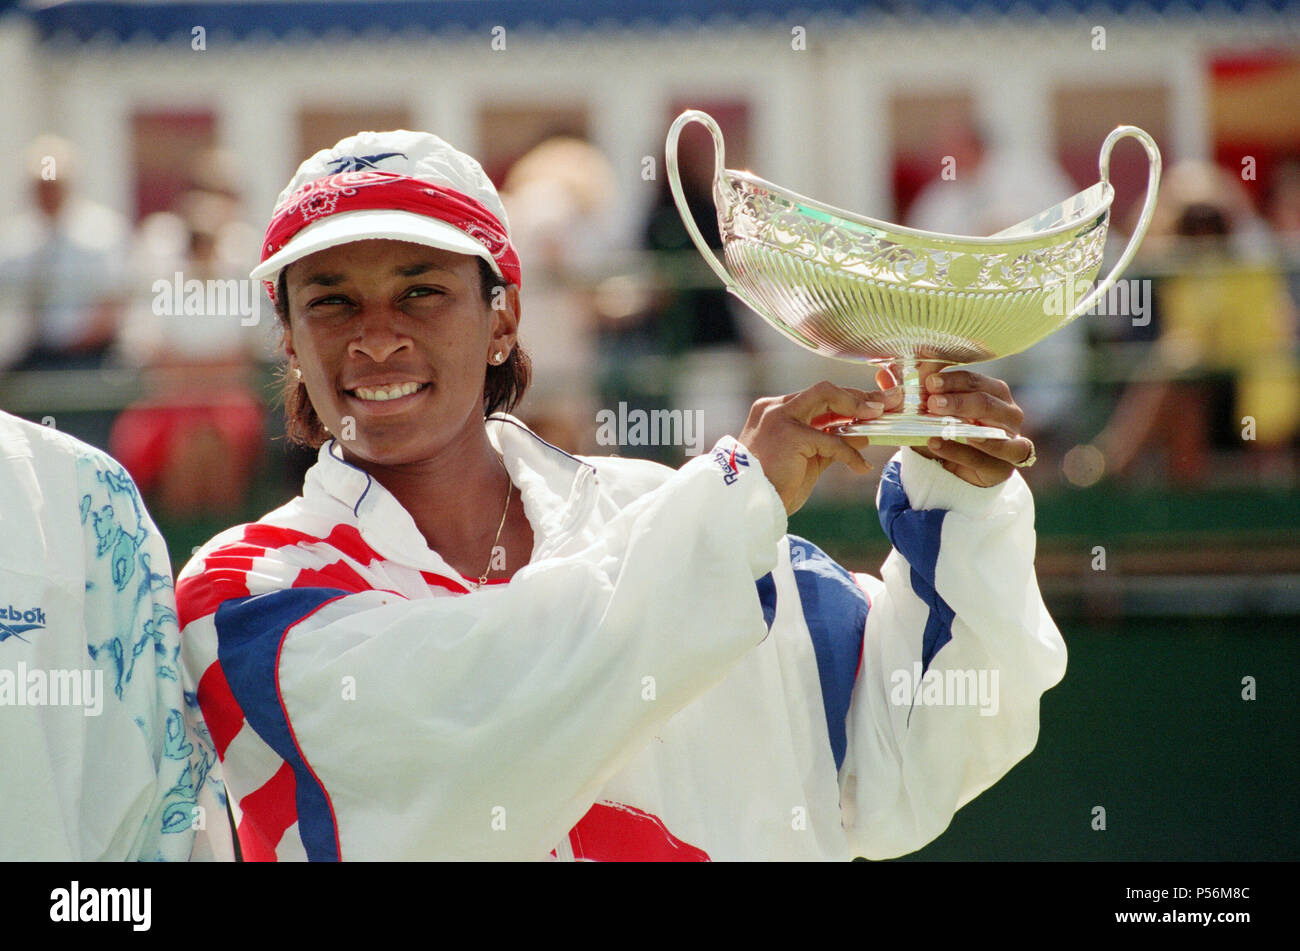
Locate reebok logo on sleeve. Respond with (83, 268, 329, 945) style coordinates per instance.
(0, 603, 47, 643)
(713, 446, 750, 486)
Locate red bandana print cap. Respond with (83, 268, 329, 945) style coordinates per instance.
(251, 129, 520, 299)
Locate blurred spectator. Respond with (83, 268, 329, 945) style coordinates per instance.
(1261, 155, 1300, 317)
(1139, 158, 1276, 261)
(907, 118, 1086, 474)
(590, 175, 674, 462)
(1262, 155, 1300, 237)
(500, 136, 619, 454)
(0, 135, 128, 371)
(906, 120, 1078, 238)
(109, 165, 268, 520)
(638, 152, 754, 458)
(1093, 160, 1299, 484)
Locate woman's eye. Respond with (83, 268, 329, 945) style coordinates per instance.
(405, 286, 446, 300)
(301, 287, 445, 311)
(309, 295, 349, 308)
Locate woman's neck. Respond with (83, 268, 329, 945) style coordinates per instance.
(342, 424, 529, 582)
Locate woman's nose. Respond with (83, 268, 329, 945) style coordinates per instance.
(348, 304, 412, 362)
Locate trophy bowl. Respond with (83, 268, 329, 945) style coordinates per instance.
(666, 109, 1162, 444)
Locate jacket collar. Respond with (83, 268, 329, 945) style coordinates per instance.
(303, 414, 597, 572)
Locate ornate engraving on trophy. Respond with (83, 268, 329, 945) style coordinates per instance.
(666, 109, 1162, 445)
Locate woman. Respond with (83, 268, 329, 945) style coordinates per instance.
(176, 129, 1064, 861)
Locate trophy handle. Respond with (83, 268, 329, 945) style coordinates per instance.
(665, 110, 767, 313)
(1067, 125, 1162, 321)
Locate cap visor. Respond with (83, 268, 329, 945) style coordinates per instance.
(251, 209, 497, 282)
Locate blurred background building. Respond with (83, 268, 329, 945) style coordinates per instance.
(0, 0, 1296, 859)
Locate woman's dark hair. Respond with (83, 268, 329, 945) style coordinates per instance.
(273, 255, 531, 448)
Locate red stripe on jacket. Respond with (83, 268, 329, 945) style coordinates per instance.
(237, 761, 298, 862)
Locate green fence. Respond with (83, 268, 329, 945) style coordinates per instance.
(895, 614, 1298, 861)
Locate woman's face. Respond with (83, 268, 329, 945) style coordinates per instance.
(282, 238, 518, 468)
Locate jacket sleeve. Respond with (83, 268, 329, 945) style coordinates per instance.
(839, 449, 1067, 860)
(75, 455, 233, 861)
(179, 437, 786, 860)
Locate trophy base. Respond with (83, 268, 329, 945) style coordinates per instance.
(830, 414, 1010, 446)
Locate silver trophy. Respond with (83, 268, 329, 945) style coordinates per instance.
(665, 109, 1162, 444)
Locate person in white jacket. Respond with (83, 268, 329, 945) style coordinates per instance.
(176, 129, 1065, 861)
(0, 410, 232, 860)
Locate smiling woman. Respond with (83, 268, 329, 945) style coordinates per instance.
(173, 128, 1066, 862)
(273, 253, 530, 448)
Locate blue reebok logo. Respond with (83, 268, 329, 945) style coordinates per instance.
(325, 152, 408, 173)
(713, 446, 750, 487)
(0, 604, 47, 644)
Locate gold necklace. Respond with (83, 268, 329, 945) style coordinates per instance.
(477, 453, 511, 587)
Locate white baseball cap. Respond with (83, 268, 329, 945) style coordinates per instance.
(252, 129, 520, 290)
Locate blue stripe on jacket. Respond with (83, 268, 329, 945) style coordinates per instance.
(757, 535, 870, 770)
(877, 459, 953, 675)
(215, 587, 348, 861)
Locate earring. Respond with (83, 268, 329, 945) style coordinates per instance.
(492, 351, 504, 364)
(292, 367, 302, 380)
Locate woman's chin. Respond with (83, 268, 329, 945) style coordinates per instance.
(331, 426, 463, 472)
(335, 435, 417, 468)
(324, 397, 483, 470)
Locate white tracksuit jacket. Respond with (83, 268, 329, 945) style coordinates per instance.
(176, 414, 1066, 861)
(0, 411, 229, 860)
